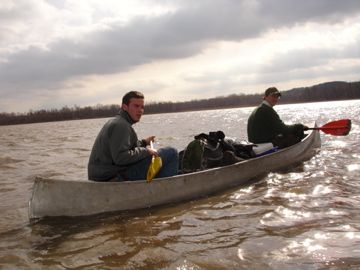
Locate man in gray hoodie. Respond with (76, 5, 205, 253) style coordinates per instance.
(88, 91, 178, 181)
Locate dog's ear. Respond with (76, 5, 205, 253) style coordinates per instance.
(216, 131, 225, 140)
(194, 133, 209, 140)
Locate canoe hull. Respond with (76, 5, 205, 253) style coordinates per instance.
(29, 129, 320, 219)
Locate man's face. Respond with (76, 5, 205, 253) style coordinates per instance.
(122, 98, 144, 122)
(265, 94, 280, 106)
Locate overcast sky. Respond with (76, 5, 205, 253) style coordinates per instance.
(1, 0, 360, 113)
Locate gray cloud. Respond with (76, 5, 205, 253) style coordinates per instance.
(261, 39, 360, 74)
(1, 0, 360, 110)
(0, 1, 36, 23)
(177, 36, 360, 96)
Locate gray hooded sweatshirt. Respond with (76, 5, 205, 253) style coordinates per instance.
(88, 110, 149, 181)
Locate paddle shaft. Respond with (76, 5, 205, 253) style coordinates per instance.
(307, 126, 348, 130)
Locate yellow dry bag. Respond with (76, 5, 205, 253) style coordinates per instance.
(146, 141, 162, 182)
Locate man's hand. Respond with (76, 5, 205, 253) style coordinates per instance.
(143, 136, 156, 146)
(147, 147, 159, 157)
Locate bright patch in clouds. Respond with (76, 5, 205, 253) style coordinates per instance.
(0, 0, 359, 113)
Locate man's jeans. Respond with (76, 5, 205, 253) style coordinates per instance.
(119, 147, 179, 181)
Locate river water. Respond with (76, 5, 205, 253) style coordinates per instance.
(0, 100, 359, 269)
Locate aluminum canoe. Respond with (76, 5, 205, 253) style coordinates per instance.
(29, 128, 321, 220)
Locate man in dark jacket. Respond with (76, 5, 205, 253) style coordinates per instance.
(247, 87, 308, 148)
(88, 91, 178, 181)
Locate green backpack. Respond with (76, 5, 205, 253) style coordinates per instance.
(181, 137, 223, 173)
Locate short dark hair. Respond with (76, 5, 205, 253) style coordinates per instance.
(264, 87, 281, 97)
(122, 91, 144, 105)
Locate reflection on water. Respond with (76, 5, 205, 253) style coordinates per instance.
(0, 100, 360, 269)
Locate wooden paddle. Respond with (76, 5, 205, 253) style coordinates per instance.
(146, 141, 162, 182)
(307, 119, 351, 136)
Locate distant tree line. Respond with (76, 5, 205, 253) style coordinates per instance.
(1, 81, 359, 126)
(0, 104, 120, 126)
(145, 81, 360, 114)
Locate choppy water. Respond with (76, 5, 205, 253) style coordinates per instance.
(0, 100, 359, 269)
